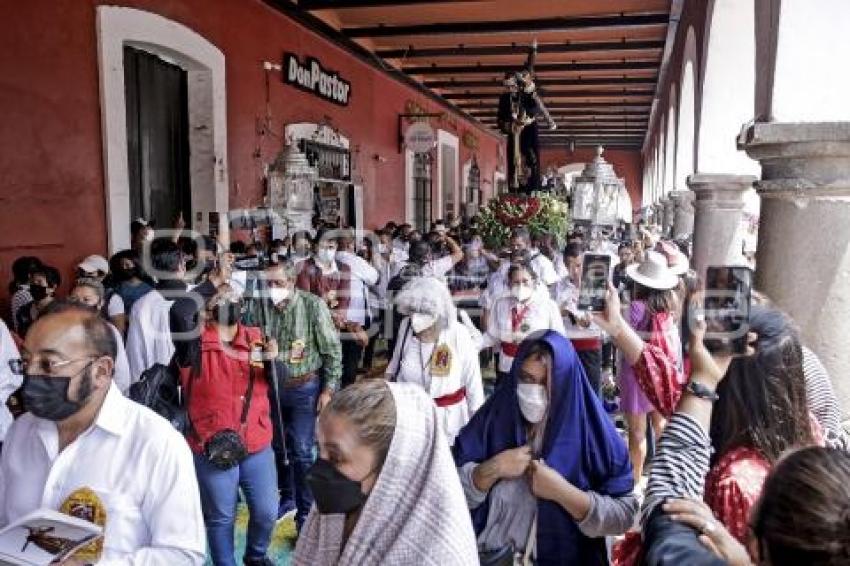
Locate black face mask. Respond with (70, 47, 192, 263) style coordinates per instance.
(30, 284, 49, 302)
(212, 303, 241, 327)
(23, 363, 94, 421)
(306, 458, 371, 515)
(117, 266, 138, 282)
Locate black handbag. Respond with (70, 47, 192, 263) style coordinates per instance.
(197, 365, 256, 470)
(478, 546, 515, 566)
(129, 363, 189, 434)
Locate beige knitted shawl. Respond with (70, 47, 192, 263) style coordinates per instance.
(293, 382, 479, 566)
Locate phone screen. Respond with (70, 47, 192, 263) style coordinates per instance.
(577, 254, 611, 312)
(704, 266, 753, 355)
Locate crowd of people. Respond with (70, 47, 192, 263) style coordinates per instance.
(0, 212, 848, 565)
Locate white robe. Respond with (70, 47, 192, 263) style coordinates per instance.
(125, 290, 175, 383)
(387, 319, 485, 445)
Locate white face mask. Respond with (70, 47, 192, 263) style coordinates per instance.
(511, 284, 533, 302)
(410, 313, 437, 334)
(317, 248, 336, 265)
(517, 383, 548, 424)
(270, 286, 291, 305)
(377, 243, 388, 254)
(144, 230, 155, 242)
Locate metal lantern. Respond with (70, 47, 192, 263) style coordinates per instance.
(570, 146, 623, 227)
(268, 140, 318, 236)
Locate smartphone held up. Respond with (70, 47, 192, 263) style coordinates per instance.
(577, 254, 612, 312)
(703, 266, 753, 355)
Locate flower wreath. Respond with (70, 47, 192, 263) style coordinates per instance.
(493, 195, 541, 227)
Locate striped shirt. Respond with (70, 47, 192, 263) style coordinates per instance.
(802, 346, 849, 450)
(9, 288, 31, 333)
(641, 412, 713, 526)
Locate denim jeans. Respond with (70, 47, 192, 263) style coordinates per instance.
(270, 376, 320, 530)
(194, 446, 278, 566)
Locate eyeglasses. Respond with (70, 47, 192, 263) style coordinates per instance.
(9, 356, 97, 376)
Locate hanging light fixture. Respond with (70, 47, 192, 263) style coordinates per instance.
(268, 139, 319, 236)
(570, 145, 623, 227)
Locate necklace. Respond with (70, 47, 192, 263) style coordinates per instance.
(418, 339, 436, 374)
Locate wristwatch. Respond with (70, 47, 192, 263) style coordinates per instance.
(686, 380, 720, 402)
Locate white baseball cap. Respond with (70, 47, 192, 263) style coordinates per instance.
(77, 255, 109, 275)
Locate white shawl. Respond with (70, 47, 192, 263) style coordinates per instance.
(293, 382, 479, 566)
(125, 290, 175, 383)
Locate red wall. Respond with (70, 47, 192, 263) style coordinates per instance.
(0, 0, 504, 311)
(539, 146, 644, 211)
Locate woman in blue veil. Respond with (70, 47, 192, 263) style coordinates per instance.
(454, 330, 636, 565)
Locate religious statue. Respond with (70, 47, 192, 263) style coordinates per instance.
(496, 41, 556, 194)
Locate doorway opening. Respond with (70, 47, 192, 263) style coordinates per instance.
(124, 46, 191, 227)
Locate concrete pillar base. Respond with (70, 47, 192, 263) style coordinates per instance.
(687, 174, 756, 279)
(661, 196, 675, 238)
(740, 121, 850, 420)
(669, 190, 695, 240)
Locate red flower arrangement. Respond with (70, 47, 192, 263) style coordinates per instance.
(492, 195, 541, 227)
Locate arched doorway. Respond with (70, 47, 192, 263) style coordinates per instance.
(97, 6, 229, 252)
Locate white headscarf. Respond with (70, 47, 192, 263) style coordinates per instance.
(293, 382, 479, 566)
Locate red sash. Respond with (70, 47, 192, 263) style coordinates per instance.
(570, 337, 602, 351)
(501, 341, 520, 357)
(433, 387, 467, 407)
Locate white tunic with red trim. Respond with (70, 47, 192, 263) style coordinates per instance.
(387, 318, 485, 445)
(485, 291, 566, 374)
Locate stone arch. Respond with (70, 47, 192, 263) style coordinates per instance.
(658, 115, 666, 196)
(665, 85, 678, 196)
(96, 6, 228, 252)
(557, 162, 585, 191)
(676, 27, 698, 188)
(698, 0, 758, 174)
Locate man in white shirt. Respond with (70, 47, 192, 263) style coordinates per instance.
(0, 321, 21, 447)
(0, 303, 205, 564)
(493, 227, 559, 292)
(424, 230, 464, 279)
(555, 243, 605, 392)
(335, 232, 379, 387)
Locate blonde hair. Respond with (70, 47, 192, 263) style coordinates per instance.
(323, 380, 397, 469)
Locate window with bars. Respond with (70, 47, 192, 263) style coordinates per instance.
(413, 152, 432, 232)
(466, 158, 481, 214)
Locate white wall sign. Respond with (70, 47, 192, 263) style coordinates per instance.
(405, 121, 437, 154)
(284, 53, 351, 106)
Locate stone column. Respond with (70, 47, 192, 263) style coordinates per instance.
(740, 121, 850, 419)
(662, 196, 675, 238)
(669, 190, 695, 240)
(687, 174, 756, 279)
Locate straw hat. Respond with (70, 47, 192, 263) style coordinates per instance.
(626, 250, 679, 290)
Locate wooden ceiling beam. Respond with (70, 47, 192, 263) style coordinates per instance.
(404, 60, 659, 75)
(468, 108, 649, 116)
(343, 13, 669, 38)
(377, 39, 665, 59)
(442, 90, 652, 100)
(424, 76, 657, 89)
(457, 101, 650, 110)
(300, 0, 479, 8)
(539, 141, 642, 148)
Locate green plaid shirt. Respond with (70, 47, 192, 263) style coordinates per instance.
(244, 289, 342, 391)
